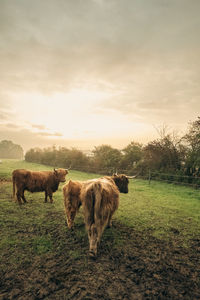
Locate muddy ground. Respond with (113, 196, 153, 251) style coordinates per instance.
(0, 217, 199, 300)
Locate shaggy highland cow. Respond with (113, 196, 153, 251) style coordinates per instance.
(63, 174, 134, 257)
(13, 168, 68, 204)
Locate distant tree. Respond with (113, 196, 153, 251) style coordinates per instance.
(25, 148, 43, 163)
(0, 140, 23, 159)
(55, 147, 71, 168)
(143, 129, 182, 173)
(63, 148, 90, 170)
(40, 146, 57, 166)
(120, 141, 143, 172)
(25, 146, 90, 170)
(183, 116, 200, 175)
(92, 145, 122, 173)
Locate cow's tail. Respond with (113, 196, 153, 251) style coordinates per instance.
(92, 182, 103, 223)
(12, 173, 16, 200)
(84, 182, 102, 228)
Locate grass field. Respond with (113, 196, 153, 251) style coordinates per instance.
(0, 159, 200, 299)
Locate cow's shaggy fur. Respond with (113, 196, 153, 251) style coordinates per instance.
(12, 168, 68, 204)
(63, 174, 130, 256)
(63, 179, 96, 228)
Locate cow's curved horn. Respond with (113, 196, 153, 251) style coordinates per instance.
(126, 171, 140, 179)
(67, 165, 71, 170)
(54, 168, 57, 172)
(126, 175, 137, 179)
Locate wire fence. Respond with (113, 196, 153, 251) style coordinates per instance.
(20, 159, 200, 190)
(146, 171, 200, 189)
(61, 165, 200, 189)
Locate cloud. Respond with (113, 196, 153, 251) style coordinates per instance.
(0, 112, 9, 120)
(4, 123, 20, 129)
(38, 131, 63, 137)
(32, 124, 46, 130)
(0, 0, 200, 149)
(0, 127, 65, 152)
(0, 126, 135, 153)
(97, 63, 200, 126)
(1, 0, 200, 94)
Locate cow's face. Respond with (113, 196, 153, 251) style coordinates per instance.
(88, 224, 98, 258)
(54, 168, 68, 182)
(112, 174, 129, 193)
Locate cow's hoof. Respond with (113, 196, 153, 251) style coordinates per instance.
(68, 224, 74, 230)
(89, 251, 97, 260)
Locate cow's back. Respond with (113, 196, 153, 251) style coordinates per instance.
(82, 178, 119, 205)
(12, 169, 55, 192)
(81, 178, 119, 226)
(26, 171, 55, 192)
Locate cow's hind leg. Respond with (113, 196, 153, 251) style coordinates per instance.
(88, 224, 98, 258)
(17, 190, 27, 204)
(66, 210, 76, 229)
(21, 190, 27, 203)
(12, 178, 16, 201)
(107, 212, 114, 228)
(16, 191, 23, 205)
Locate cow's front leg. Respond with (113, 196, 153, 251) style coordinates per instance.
(44, 191, 48, 203)
(47, 189, 53, 203)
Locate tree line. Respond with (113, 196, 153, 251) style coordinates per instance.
(24, 117, 200, 186)
(0, 140, 24, 159)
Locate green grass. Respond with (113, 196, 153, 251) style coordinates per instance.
(0, 159, 200, 268)
(0, 159, 55, 179)
(116, 180, 200, 243)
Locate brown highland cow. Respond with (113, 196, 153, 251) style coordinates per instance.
(13, 168, 68, 204)
(63, 174, 134, 257)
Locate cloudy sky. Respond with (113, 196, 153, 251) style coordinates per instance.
(0, 0, 200, 152)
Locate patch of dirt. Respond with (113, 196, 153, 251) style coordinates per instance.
(0, 221, 199, 300)
(0, 178, 11, 185)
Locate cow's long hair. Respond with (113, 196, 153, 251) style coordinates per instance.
(63, 174, 132, 256)
(81, 178, 119, 256)
(82, 179, 119, 229)
(63, 180, 83, 228)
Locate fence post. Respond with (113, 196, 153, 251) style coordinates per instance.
(148, 169, 151, 185)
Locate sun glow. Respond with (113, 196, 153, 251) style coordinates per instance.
(10, 88, 124, 138)
(8, 86, 152, 148)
